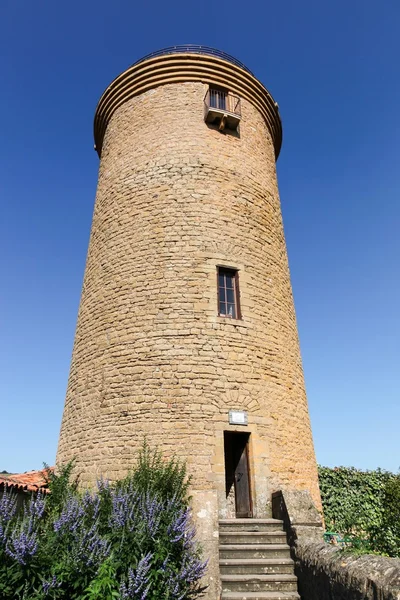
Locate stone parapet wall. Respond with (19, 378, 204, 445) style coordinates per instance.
(273, 489, 400, 600)
(296, 541, 400, 600)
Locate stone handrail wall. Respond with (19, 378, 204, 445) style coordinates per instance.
(272, 490, 400, 600)
(296, 541, 400, 600)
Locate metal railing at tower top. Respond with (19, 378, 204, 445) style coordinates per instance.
(204, 89, 241, 116)
(131, 45, 254, 75)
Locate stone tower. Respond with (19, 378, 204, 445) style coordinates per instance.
(57, 45, 321, 595)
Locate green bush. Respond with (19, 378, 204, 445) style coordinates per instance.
(318, 465, 400, 557)
(0, 444, 207, 599)
(369, 475, 400, 557)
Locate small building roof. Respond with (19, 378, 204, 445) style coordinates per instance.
(0, 467, 53, 493)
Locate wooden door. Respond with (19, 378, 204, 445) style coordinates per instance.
(224, 432, 252, 518)
(233, 438, 252, 517)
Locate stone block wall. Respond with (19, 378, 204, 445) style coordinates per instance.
(57, 80, 320, 508)
(296, 542, 400, 600)
(57, 56, 323, 598)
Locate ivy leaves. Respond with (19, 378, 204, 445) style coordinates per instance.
(319, 465, 400, 557)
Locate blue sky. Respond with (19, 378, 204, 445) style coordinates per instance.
(1, 0, 399, 474)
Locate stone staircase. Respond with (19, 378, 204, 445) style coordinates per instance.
(219, 518, 299, 600)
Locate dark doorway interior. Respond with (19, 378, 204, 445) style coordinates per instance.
(224, 431, 252, 518)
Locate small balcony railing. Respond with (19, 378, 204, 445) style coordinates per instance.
(204, 89, 241, 131)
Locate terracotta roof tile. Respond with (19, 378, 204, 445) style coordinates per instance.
(0, 467, 54, 493)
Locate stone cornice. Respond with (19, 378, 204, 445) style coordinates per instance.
(94, 53, 282, 159)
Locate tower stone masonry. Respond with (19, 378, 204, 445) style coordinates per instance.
(57, 46, 322, 597)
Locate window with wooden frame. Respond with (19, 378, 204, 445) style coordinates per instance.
(217, 267, 241, 319)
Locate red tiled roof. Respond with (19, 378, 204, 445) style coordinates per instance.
(0, 467, 54, 493)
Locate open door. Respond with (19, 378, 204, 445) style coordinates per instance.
(224, 432, 252, 518)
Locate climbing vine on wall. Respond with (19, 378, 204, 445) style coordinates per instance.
(318, 465, 400, 557)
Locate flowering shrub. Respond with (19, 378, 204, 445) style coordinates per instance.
(0, 445, 207, 599)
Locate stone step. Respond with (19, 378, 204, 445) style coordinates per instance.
(221, 592, 300, 600)
(219, 519, 284, 532)
(220, 558, 294, 575)
(220, 531, 287, 545)
(220, 544, 291, 560)
(221, 574, 297, 593)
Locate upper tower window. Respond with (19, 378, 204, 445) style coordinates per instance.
(204, 87, 241, 131)
(210, 88, 227, 111)
(218, 267, 241, 319)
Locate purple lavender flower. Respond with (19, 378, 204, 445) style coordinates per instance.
(53, 494, 84, 533)
(120, 552, 152, 599)
(96, 476, 110, 493)
(167, 506, 190, 543)
(0, 489, 18, 547)
(139, 492, 162, 537)
(26, 490, 46, 520)
(160, 555, 169, 572)
(0, 522, 7, 545)
(52, 490, 110, 572)
(5, 527, 38, 565)
(82, 490, 100, 519)
(0, 488, 18, 524)
(42, 575, 60, 595)
(74, 522, 111, 569)
(110, 488, 138, 529)
(165, 557, 206, 600)
(180, 553, 208, 584)
(161, 499, 207, 598)
(165, 571, 186, 600)
(183, 523, 197, 550)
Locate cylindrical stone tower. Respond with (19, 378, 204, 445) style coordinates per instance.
(57, 46, 321, 595)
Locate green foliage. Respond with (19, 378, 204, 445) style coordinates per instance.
(318, 465, 400, 557)
(318, 466, 389, 534)
(122, 440, 191, 503)
(0, 443, 206, 599)
(83, 559, 120, 600)
(43, 461, 78, 518)
(369, 475, 400, 557)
